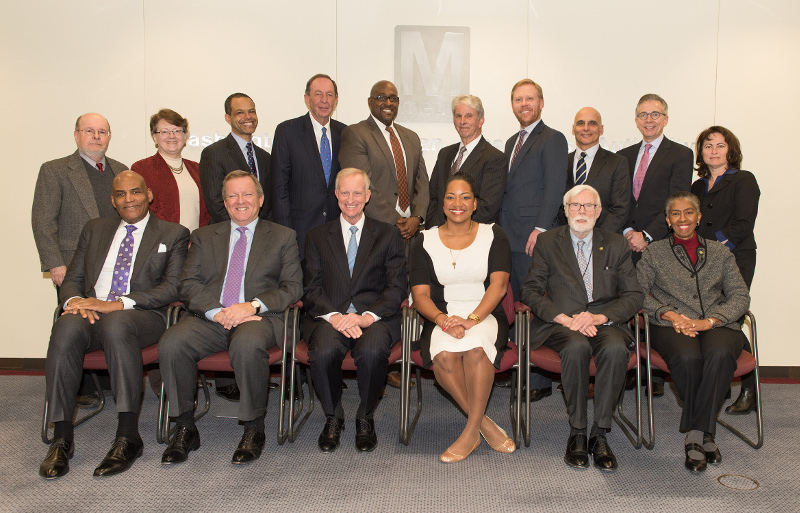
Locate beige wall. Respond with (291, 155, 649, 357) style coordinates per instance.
(1, 0, 794, 364)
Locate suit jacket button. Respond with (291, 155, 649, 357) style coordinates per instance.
(706, 222, 712, 226)
(322, 211, 326, 216)
(707, 203, 713, 208)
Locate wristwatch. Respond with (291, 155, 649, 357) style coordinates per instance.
(250, 299, 261, 314)
(467, 313, 481, 324)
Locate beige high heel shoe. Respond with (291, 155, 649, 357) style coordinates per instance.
(440, 438, 481, 463)
(481, 416, 516, 454)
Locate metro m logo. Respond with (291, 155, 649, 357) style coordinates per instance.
(395, 26, 470, 123)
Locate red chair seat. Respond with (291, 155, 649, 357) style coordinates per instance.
(530, 345, 637, 375)
(294, 339, 402, 370)
(82, 344, 160, 370)
(197, 346, 282, 372)
(641, 348, 756, 378)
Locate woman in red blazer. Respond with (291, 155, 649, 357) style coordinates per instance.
(132, 109, 210, 231)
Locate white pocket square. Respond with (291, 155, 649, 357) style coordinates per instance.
(158, 243, 167, 253)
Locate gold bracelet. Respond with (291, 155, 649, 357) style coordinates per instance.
(434, 312, 446, 327)
(467, 313, 481, 324)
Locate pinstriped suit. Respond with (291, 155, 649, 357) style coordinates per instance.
(303, 215, 407, 418)
(564, 148, 631, 233)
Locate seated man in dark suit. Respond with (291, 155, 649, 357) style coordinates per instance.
(158, 170, 302, 466)
(522, 185, 643, 471)
(40, 171, 189, 479)
(426, 94, 506, 228)
(562, 107, 630, 233)
(303, 168, 407, 453)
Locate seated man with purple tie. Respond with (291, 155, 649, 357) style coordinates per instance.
(158, 170, 302, 466)
(39, 171, 189, 479)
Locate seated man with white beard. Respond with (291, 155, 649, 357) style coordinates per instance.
(521, 185, 643, 471)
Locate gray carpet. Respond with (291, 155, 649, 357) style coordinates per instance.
(0, 375, 796, 512)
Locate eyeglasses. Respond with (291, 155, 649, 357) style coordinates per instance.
(154, 129, 186, 136)
(370, 94, 400, 103)
(76, 128, 110, 137)
(568, 202, 597, 212)
(636, 111, 665, 121)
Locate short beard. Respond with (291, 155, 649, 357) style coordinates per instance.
(568, 216, 596, 236)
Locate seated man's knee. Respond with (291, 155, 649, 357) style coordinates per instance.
(560, 334, 592, 362)
(97, 310, 137, 341)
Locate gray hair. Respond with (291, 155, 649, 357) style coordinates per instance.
(635, 93, 668, 116)
(563, 184, 601, 210)
(451, 94, 484, 119)
(664, 191, 700, 216)
(335, 168, 371, 191)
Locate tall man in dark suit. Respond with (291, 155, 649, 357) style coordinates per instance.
(272, 74, 346, 261)
(303, 168, 407, 453)
(500, 79, 568, 400)
(39, 171, 189, 479)
(199, 92, 273, 399)
(617, 94, 693, 258)
(427, 94, 506, 228)
(200, 92, 272, 224)
(522, 185, 643, 472)
(32, 113, 127, 289)
(159, 171, 302, 466)
(563, 107, 630, 233)
(339, 80, 429, 243)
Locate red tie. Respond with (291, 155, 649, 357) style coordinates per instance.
(385, 126, 410, 212)
(96, 162, 104, 173)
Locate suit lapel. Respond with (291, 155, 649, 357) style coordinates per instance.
(439, 144, 459, 186)
(351, 218, 376, 283)
(131, 216, 159, 282)
(458, 138, 482, 176)
(639, 138, 670, 196)
(590, 148, 608, 182)
(567, 151, 576, 188)
(245, 221, 270, 282)
(556, 228, 585, 286)
(367, 117, 397, 175)
(510, 122, 544, 177)
(590, 229, 606, 300)
(68, 152, 100, 219)
(301, 114, 328, 185)
(225, 134, 251, 172)
(88, 219, 119, 293)
(326, 221, 350, 282)
(213, 222, 232, 279)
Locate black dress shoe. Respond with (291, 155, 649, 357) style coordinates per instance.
(725, 388, 756, 415)
(648, 382, 664, 397)
(268, 381, 279, 390)
(589, 435, 617, 471)
(215, 383, 240, 402)
(685, 443, 707, 473)
(232, 428, 266, 464)
(493, 375, 512, 388)
(527, 387, 553, 402)
(318, 416, 344, 453)
(624, 373, 636, 391)
(703, 433, 722, 465)
(355, 419, 378, 452)
(93, 436, 143, 477)
(161, 426, 200, 464)
(564, 433, 589, 468)
(39, 438, 74, 479)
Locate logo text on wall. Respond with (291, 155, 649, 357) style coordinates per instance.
(394, 26, 470, 123)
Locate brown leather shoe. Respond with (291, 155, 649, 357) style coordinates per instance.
(385, 372, 413, 389)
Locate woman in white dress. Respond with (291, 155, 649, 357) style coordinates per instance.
(409, 173, 514, 463)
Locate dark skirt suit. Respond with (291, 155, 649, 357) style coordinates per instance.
(409, 224, 512, 369)
(131, 153, 211, 228)
(637, 236, 750, 433)
(691, 169, 759, 288)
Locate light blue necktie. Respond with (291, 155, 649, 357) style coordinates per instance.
(577, 240, 593, 302)
(320, 127, 332, 185)
(346, 225, 358, 313)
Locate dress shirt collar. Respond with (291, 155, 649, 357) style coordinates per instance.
(230, 217, 259, 237)
(570, 228, 594, 251)
(519, 118, 542, 134)
(456, 135, 483, 165)
(371, 114, 396, 133)
(79, 150, 107, 170)
(640, 134, 664, 153)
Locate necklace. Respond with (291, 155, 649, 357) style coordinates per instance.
(444, 220, 473, 269)
(167, 161, 184, 174)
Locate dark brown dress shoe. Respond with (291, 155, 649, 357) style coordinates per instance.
(76, 392, 100, 409)
(161, 426, 200, 464)
(725, 388, 756, 415)
(648, 382, 664, 397)
(39, 438, 74, 479)
(386, 372, 412, 389)
(215, 384, 240, 402)
(589, 435, 618, 471)
(355, 419, 378, 452)
(318, 416, 345, 453)
(93, 437, 144, 477)
(528, 387, 553, 402)
(685, 443, 707, 473)
(703, 432, 722, 465)
(564, 433, 589, 468)
(232, 428, 266, 464)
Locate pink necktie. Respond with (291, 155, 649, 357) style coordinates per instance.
(633, 143, 652, 200)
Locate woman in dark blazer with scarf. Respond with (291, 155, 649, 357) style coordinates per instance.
(690, 126, 759, 414)
(132, 109, 210, 231)
(637, 191, 750, 474)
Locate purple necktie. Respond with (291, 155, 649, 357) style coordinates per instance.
(246, 142, 257, 176)
(633, 143, 652, 200)
(106, 225, 137, 301)
(222, 227, 248, 308)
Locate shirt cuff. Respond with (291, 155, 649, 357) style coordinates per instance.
(534, 227, 547, 233)
(622, 227, 633, 235)
(716, 230, 735, 250)
(206, 307, 222, 321)
(119, 297, 136, 310)
(363, 311, 380, 322)
(320, 312, 338, 322)
(254, 298, 267, 313)
(63, 296, 82, 310)
(642, 230, 652, 243)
